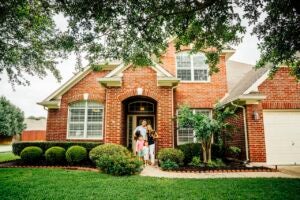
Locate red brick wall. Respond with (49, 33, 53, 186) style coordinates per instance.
(46, 70, 109, 141)
(22, 130, 46, 141)
(245, 103, 266, 162)
(225, 108, 246, 160)
(161, 42, 228, 108)
(105, 66, 174, 149)
(259, 67, 300, 109)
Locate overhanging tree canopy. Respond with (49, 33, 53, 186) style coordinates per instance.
(0, 0, 299, 86)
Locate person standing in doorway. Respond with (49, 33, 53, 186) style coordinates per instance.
(147, 124, 158, 165)
(133, 119, 148, 154)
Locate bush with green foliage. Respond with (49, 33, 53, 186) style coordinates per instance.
(13, 142, 101, 156)
(177, 143, 201, 165)
(160, 159, 179, 170)
(188, 156, 205, 167)
(45, 147, 66, 165)
(66, 146, 87, 164)
(96, 154, 143, 176)
(158, 148, 184, 166)
(206, 159, 226, 168)
(89, 143, 130, 163)
(228, 146, 241, 159)
(0, 96, 26, 137)
(20, 146, 43, 164)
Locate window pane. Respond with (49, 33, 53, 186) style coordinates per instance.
(194, 109, 211, 117)
(177, 69, 192, 81)
(176, 54, 191, 68)
(178, 128, 194, 144)
(69, 123, 84, 138)
(193, 54, 207, 68)
(87, 123, 102, 138)
(87, 108, 103, 122)
(70, 109, 85, 122)
(194, 69, 208, 81)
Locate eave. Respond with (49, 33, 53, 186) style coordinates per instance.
(157, 77, 180, 87)
(98, 77, 122, 87)
(37, 100, 60, 109)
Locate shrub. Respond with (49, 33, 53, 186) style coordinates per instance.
(188, 156, 204, 167)
(157, 148, 184, 166)
(20, 146, 43, 164)
(45, 146, 66, 165)
(13, 142, 102, 156)
(96, 154, 143, 176)
(228, 146, 241, 158)
(206, 159, 226, 168)
(177, 143, 201, 165)
(66, 146, 87, 164)
(89, 143, 130, 163)
(160, 159, 179, 170)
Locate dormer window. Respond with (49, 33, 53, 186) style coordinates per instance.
(176, 52, 209, 82)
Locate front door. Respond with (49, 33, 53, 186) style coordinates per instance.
(127, 115, 155, 151)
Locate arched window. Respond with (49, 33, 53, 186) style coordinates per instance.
(68, 101, 104, 139)
(128, 101, 154, 113)
(176, 52, 209, 82)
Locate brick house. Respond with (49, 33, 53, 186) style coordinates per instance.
(38, 42, 300, 165)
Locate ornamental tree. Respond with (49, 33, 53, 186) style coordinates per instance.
(177, 104, 235, 163)
(0, 96, 26, 136)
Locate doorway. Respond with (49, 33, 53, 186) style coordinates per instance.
(122, 96, 157, 151)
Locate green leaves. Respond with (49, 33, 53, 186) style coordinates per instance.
(0, 96, 26, 136)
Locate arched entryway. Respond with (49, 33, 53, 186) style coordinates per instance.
(122, 96, 157, 150)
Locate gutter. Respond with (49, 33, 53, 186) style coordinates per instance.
(231, 102, 249, 162)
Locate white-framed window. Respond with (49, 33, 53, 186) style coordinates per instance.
(177, 109, 212, 145)
(176, 52, 210, 82)
(67, 101, 104, 139)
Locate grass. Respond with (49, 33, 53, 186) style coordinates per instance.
(0, 168, 299, 200)
(0, 152, 20, 163)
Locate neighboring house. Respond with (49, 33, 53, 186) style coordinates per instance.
(21, 118, 47, 141)
(38, 41, 300, 165)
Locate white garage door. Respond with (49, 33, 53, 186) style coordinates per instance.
(263, 111, 300, 165)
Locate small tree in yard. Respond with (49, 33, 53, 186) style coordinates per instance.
(177, 104, 235, 163)
(0, 96, 26, 137)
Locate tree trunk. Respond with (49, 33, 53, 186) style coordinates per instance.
(202, 144, 207, 163)
(207, 140, 212, 162)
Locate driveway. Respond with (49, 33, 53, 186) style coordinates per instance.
(277, 166, 300, 177)
(0, 145, 12, 153)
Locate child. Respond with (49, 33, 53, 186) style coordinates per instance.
(142, 141, 150, 166)
(135, 135, 144, 161)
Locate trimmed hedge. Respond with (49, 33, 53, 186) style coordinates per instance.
(45, 146, 66, 165)
(158, 148, 184, 166)
(96, 154, 143, 176)
(89, 143, 130, 163)
(20, 146, 43, 164)
(66, 146, 87, 164)
(13, 142, 102, 156)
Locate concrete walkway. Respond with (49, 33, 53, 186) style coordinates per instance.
(140, 165, 299, 179)
(0, 145, 12, 153)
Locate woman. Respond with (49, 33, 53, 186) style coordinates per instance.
(146, 124, 158, 165)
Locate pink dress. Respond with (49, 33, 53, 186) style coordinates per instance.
(136, 140, 144, 156)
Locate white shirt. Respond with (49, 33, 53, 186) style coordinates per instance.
(134, 125, 147, 140)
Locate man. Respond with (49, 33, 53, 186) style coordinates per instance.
(134, 119, 147, 140)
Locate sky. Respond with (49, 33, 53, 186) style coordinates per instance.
(0, 13, 261, 118)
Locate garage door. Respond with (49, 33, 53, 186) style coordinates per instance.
(263, 111, 300, 165)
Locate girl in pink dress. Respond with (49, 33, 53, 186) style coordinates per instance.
(135, 135, 145, 161)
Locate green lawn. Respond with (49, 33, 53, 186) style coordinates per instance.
(0, 168, 299, 200)
(0, 152, 20, 163)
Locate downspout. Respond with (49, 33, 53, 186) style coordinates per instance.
(231, 102, 249, 162)
(171, 85, 178, 148)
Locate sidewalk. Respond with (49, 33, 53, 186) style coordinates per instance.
(140, 165, 299, 179)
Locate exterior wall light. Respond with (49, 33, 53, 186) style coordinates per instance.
(83, 93, 89, 100)
(137, 88, 143, 95)
(253, 111, 260, 120)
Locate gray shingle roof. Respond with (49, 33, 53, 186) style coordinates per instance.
(221, 66, 269, 105)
